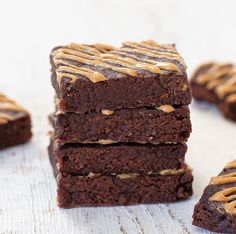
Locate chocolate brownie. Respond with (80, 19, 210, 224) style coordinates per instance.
(52, 105, 191, 144)
(51, 40, 191, 112)
(49, 140, 187, 174)
(193, 160, 236, 233)
(190, 62, 236, 121)
(0, 93, 32, 150)
(50, 152, 193, 208)
(57, 172, 193, 208)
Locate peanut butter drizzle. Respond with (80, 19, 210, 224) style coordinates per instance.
(93, 43, 116, 52)
(142, 40, 176, 50)
(57, 66, 107, 83)
(157, 104, 175, 113)
(216, 75, 236, 98)
(120, 47, 180, 63)
(53, 46, 137, 79)
(123, 41, 179, 57)
(0, 113, 13, 124)
(111, 51, 179, 72)
(52, 41, 182, 83)
(101, 109, 114, 115)
(97, 139, 116, 145)
(210, 172, 236, 185)
(159, 168, 185, 175)
(122, 40, 185, 67)
(197, 63, 233, 85)
(69, 43, 101, 54)
(225, 160, 236, 169)
(196, 63, 236, 99)
(227, 94, 236, 103)
(210, 187, 236, 214)
(117, 173, 139, 179)
(209, 160, 236, 214)
(100, 53, 161, 73)
(0, 93, 27, 124)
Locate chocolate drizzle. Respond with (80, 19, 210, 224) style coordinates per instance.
(51, 40, 183, 84)
(194, 62, 236, 100)
(209, 160, 236, 214)
(0, 93, 27, 124)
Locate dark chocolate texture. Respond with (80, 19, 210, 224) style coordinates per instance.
(52, 105, 191, 144)
(49, 140, 187, 174)
(50, 150, 193, 208)
(57, 172, 193, 208)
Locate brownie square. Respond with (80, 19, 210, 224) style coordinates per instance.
(56, 172, 193, 208)
(190, 62, 236, 121)
(193, 160, 236, 233)
(49, 140, 187, 175)
(52, 105, 191, 144)
(0, 93, 32, 150)
(50, 150, 193, 208)
(51, 40, 191, 112)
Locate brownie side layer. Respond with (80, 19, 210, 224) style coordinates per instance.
(49, 140, 187, 174)
(192, 166, 236, 233)
(52, 106, 191, 144)
(0, 115, 32, 150)
(52, 72, 191, 112)
(56, 171, 193, 208)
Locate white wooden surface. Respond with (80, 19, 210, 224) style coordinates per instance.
(1, 0, 236, 233)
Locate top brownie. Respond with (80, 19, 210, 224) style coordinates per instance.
(50, 40, 191, 112)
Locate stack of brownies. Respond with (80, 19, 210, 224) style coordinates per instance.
(49, 40, 193, 208)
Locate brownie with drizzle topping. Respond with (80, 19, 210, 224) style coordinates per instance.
(49, 40, 194, 208)
(190, 62, 236, 121)
(193, 160, 236, 233)
(51, 40, 192, 112)
(0, 93, 32, 150)
(49, 139, 187, 175)
(52, 105, 191, 144)
(49, 150, 193, 208)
